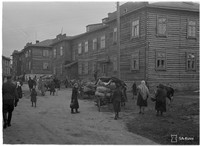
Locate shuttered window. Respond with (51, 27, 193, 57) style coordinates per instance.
(131, 19, 139, 38)
(157, 16, 167, 36)
(113, 28, 117, 43)
(186, 52, 196, 71)
(187, 20, 196, 38)
(78, 43, 82, 54)
(156, 51, 166, 70)
(131, 51, 139, 70)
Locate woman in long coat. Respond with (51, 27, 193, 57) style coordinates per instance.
(137, 80, 150, 114)
(155, 84, 167, 116)
(132, 81, 137, 99)
(70, 83, 79, 114)
(112, 84, 123, 120)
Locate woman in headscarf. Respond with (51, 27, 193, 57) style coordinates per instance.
(155, 84, 167, 116)
(137, 80, 150, 114)
(70, 83, 80, 114)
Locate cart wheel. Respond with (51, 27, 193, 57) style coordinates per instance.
(97, 98, 101, 112)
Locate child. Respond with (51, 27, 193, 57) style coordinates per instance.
(31, 87, 37, 107)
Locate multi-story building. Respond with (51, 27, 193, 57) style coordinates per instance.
(12, 2, 199, 90)
(2, 56, 11, 78)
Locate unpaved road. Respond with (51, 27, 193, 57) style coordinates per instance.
(3, 84, 157, 144)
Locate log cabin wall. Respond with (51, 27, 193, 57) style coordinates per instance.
(146, 7, 199, 91)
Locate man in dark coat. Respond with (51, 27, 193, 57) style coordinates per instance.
(155, 84, 168, 116)
(112, 84, 123, 120)
(70, 83, 79, 114)
(3, 76, 19, 129)
(132, 81, 137, 99)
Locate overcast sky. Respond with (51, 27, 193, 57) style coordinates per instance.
(2, 2, 117, 57)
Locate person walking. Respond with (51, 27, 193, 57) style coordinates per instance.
(54, 77, 59, 95)
(3, 76, 19, 129)
(28, 77, 34, 92)
(50, 80, 55, 96)
(31, 87, 37, 107)
(132, 81, 137, 100)
(154, 84, 168, 116)
(136, 80, 150, 114)
(112, 83, 123, 120)
(70, 83, 80, 114)
(16, 81, 23, 99)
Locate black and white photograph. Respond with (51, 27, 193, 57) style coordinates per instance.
(2, 0, 199, 145)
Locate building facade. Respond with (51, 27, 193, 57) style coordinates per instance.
(2, 56, 11, 78)
(12, 2, 199, 90)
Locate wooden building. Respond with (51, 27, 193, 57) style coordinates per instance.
(72, 2, 199, 91)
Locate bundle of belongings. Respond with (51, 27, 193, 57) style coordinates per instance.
(81, 81, 96, 98)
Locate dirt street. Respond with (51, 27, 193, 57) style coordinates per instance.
(3, 84, 157, 144)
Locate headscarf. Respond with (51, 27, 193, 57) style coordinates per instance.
(138, 80, 150, 100)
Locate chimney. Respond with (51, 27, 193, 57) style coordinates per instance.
(36, 40, 39, 44)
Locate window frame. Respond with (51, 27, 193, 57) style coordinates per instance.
(131, 18, 140, 38)
(186, 52, 196, 71)
(187, 19, 197, 39)
(85, 41, 88, 53)
(78, 63, 82, 75)
(113, 27, 117, 44)
(155, 51, 166, 71)
(113, 56, 118, 71)
(100, 35, 105, 49)
(156, 15, 168, 37)
(60, 46, 63, 56)
(43, 50, 49, 57)
(53, 49, 56, 58)
(43, 62, 49, 70)
(78, 43, 82, 54)
(92, 38, 97, 50)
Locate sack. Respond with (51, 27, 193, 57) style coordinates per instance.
(95, 91, 105, 97)
(96, 86, 110, 93)
(70, 102, 74, 108)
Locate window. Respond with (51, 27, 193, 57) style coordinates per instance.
(131, 51, 139, 70)
(29, 50, 31, 56)
(78, 43, 82, 54)
(53, 49, 56, 58)
(25, 51, 28, 58)
(85, 41, 88, 53)
(187, 20, 196, 38)
(60, 46, 63, 56)
(157, 16, 167, 36)
(131, 19, 139, 38)
(156, 51, 166, 70)
(93, 38, 97, 50)
(43, 62, 49, 70)
(100, 35, 105, 49)
(78, 63, 82, 75)
(72, 49, 76, 61)
(113, 28, 117, 43)
(43, 50, 49, 57)
(186, 52, 196, 71)
(113, 57, 117, 71)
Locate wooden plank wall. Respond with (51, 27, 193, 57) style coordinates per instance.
(146, 8, 199, 90)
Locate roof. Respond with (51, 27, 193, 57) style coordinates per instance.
(2, 56, 11, 60)
(105, 2, 199, 22)
(148, 2, 199, 12)
(32, 39, 54, 47)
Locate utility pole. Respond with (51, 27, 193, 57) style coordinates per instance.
(117, 2, 121, 79)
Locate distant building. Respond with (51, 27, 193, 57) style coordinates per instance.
(2, 56, 11, 80)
